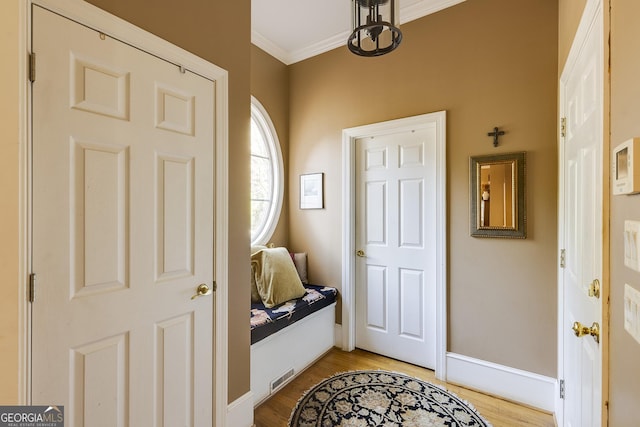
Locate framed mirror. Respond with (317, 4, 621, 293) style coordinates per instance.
(470, 152, 526, 239)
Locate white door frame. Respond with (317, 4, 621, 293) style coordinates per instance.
(557, 0, 605, 424)
(22, 1, 229, 425)
(341, 111, 447, 380)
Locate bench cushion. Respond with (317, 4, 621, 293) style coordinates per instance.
(250, 284, 338, 345)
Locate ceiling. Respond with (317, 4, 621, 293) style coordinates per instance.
(251, 0, 466, 65)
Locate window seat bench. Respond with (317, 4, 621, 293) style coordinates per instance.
(250, 284, 337, 406)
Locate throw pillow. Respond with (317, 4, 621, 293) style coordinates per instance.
(291, 252, 309, 284)
(251, 247, 306, 308)
(250, 245, 268, 303)
(250, 265, 262, 303)
(251, 245, 267, 255)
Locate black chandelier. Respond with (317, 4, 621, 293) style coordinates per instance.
(348, 0, 402, 57)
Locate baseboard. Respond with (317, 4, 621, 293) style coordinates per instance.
(227, 391, 254, 427)
(446, 352, 556, 413)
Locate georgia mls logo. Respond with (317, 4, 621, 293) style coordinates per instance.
(0, 405, 64, 427)
(44, 406, 63, 419)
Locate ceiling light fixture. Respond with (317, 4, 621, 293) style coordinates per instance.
(348, 0, 402, 57)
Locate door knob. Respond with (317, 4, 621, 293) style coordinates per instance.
(191, 283, 212, 300)
(572, 321, 600, 343)
(356, 250, 366, 257)
(588, 279, 600, 298)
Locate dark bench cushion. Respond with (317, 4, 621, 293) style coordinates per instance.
(250, 284, 338, 345)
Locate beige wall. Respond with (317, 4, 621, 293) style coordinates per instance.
(0, 0, 22, 404)
(288, 0, 558, 376)
(608, 0, 640, 424)
(251, 45, 290, 247)
(81, 0, 253, 403)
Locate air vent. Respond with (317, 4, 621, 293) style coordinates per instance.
(270, 368, 295, 393)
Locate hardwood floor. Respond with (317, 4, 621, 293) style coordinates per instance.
(253, 348, 555, 427)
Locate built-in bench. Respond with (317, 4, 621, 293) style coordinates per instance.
(249, 246, 338, 406)
(250, 284, 337, 406)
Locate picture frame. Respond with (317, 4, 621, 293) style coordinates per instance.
(469, 152, 526, 239)
(300, 173, 324, 209)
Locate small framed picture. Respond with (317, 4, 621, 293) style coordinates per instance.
(300, 173, 324, 209)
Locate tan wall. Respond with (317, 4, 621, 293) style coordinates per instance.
(0, 0, 22, 404)
(608, 0, 640, 424)
(558, 0, 587, 72)
(288, 0, 558, 376)
(251, 45, 290, 247)
(80, 0, 253, 403)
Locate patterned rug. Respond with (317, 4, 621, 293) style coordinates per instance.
(289, 370, 492, 427)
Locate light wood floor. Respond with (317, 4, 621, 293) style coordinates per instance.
(254, 348, 555, 427)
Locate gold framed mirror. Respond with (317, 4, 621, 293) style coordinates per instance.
(470, 152, 526, 238)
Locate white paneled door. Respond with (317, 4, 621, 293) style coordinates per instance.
(560, 1, 603, 425)
(31, 6, 215, 426)
(355, 128, 437, 369)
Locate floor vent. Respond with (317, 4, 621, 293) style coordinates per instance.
(270, 368, 295, 393)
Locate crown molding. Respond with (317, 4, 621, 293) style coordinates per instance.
(286, 30, 350, 65)
(400, 0, 466, 24)
(251, 30, 291, 64)
(252, 0, 467, 65)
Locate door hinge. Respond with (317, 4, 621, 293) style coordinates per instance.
(560, 249, 566, 268)
(29, 52, 36, 83)
(28, 273, 36, 302)
(559, 379, 565, 399)
(560, 117, 566, 138)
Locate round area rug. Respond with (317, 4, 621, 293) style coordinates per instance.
(289, 370, 492, 427)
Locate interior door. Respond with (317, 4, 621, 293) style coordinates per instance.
(560, 3, 603, 426)
(31, 6, 215, 426)
(355, 128, 437, 369)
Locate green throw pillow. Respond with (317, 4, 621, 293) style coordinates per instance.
(251, 247, 306, 308)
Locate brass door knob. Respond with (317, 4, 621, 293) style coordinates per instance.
(588, 279, 600, 298)
(356, 250, 366, 257)
(191, 283, 212, 300)
(572, 321, 600, 343)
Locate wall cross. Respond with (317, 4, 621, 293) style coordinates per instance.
(487, 126, 505, 147)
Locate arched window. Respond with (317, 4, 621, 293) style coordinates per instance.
(250, 97, 284, 245)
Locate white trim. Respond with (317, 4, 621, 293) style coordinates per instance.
(19, 0, 31, 405)
(557, 0, 603, 425)
(446, 353, 556, 413)
(341, 129, 357, 351)
(214, 73, 230, 427)
(341, 111, 447, 379)
(26, 1, 230, 425)
(557, 88, 567, 427)
(399, 0, 466, 24)
(433, 112, 447, 381)
(251, 31, 296, 66)
(252, 29, 350, 66)
(250, 96, 284, 246)
(227, 391, 255, 427)
(285, 31, 351, 66)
